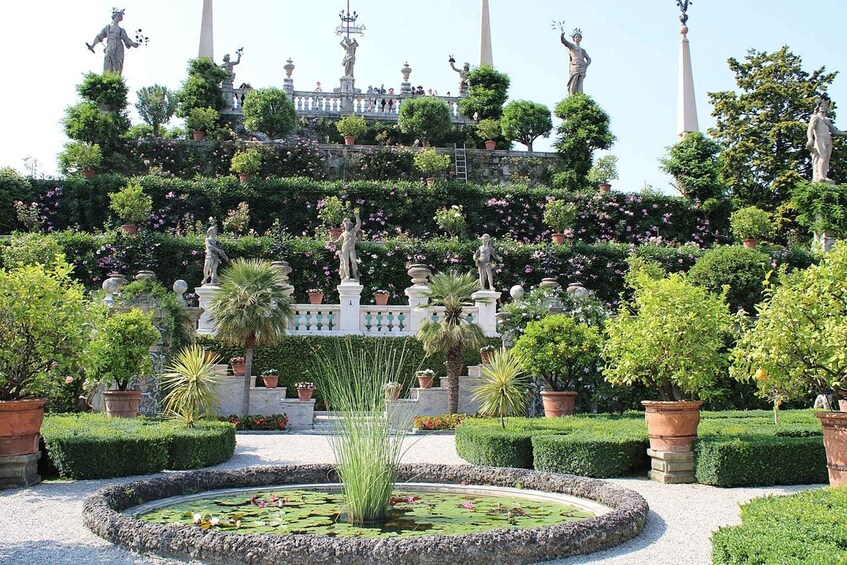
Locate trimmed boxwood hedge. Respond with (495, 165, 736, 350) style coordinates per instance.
(532, 433, 649, 478)
(712, 486, 847, 564)
(40, 414, 236, 479)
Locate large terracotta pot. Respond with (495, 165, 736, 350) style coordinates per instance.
(298, 388, 314, 401)
(374, 293, 389, 306)
(230, 362, 246, 377)
(238, 173, 252, 183)
(816, 411, 847, 487)
(742, 238, 757, 249)
(480, 349, 495, 365)
(120, 224, 138, 235)
(81, 168, 96, 178)
(417, 374, 434, 389)
(541, 391, 577, 418)
(263, 375, 279, 389)
(551, 233, 567, 244)
(103, 390, 142, 418)
(0, 399, 47, 456)
(328, 227, 343, 241)
(385, 386, 401, 401)
(426, 177, 435, 188)
(641, 400, 703, 452)
(192, 130, 206, 141)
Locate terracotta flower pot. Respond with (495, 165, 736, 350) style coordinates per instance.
(742, 238, 757, 249)
(328, 227, 343, 241)
(0, 399, 47, 457)
(816, 411, 847, 487)
(485, 140, 496, 151)
(541, 391, 577, 418)
(298, 388, 314, 401)
(344, 135, 356, 146)
(120, 224, 138, 235)
(374, 293, 389, 306)
(238, 173, 252, 183)
(841, 400, 847, 412)
(308, 292, 324, 305)
(551, 233, 567, 244)
(417, 374, 434, 389)
(641, 400, 703, 452)
(193, 131, 206, 141)
(385, 387, 401, 401)
(480, 350, 495, 365)
(598, 183, 612, 193)
(231, 362, 246, 377)
(262, 375, 279, 389)
(103, 390, 142, 418)
(81, 168, 96, 178)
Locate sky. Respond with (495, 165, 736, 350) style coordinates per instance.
(0, 0, 845, 193)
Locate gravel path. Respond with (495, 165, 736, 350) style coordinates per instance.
(0, 433, 821, 565)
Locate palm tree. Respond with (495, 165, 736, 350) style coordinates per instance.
(209, 259, 293, 415)
(416, 271, 486, 414)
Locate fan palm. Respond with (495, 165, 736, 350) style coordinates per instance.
(209, 259, 293, 415)
(416, 271, 486, 414)
(472, 348, 531, 429)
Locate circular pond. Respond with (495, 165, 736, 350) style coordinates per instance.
(84, 464, 648, 565)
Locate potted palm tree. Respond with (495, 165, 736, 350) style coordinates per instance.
(209, 259, 294, 415)
(109, 182, 153, 235)
(476, 119, 501, 151)
(416, 271, 486, 414)
(730, 206, 772, 249)
(542, 200, 578, 244)
(587, 155, 619, 193)
(230, 148, 262, 183)
(335, 115, 368, 145)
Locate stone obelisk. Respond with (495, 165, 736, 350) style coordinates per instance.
(677, 23, 699, 137)
(199, 0, 214, 60)
(480, 0, 493, 67)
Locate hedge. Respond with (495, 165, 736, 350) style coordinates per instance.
(40, 414, 236, 479)
(532, 433, 649, 478)
(712, 487, 847, 564)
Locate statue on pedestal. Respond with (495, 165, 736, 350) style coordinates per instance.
(221, 48, 243, 90)
(807, 94, 846, 183)
(201, 224, 228, 286)
(473, 234, 501, 291)
(449, 56, 470, 97)
(335, 210, 363, 281)
(87, 8, 139, 75)
(560, 28, 591, 96)
(341, 37, 359, 78)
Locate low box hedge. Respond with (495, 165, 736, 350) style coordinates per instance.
(455, 428, 540, 468)
(712, 486, 847, 564)
(40, 414, 236, 479)
(532, 433, 649, 478)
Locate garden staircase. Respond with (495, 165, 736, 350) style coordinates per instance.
(454, 144, 468, 182)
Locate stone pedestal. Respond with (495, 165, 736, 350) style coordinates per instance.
(338, 281, 364, 332)
(195, 285, 221, 336)
(814, 230, 837, 253)
(279, 399, 315, 430)
(647, 449, 695, 484)
(472, 290, 500, 336)
(405, 284, 430, 334)
(0, 452, 40, 489)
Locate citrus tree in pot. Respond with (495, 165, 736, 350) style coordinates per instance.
(0, 260, 92, 486)
(86, 308, 161, 418)
(109, 182, 153, 235)
(59, 141, 102, 177)
(542, 199, 578, 244)
(229, 148, 262, 183)
(512, 314, 602, 417)
(730, 206, 772, 249)
(604, 258, 733, 451)
(414, 148, 451, 187)
(587, 154, 619, 192)
(335, 115, 368, 145)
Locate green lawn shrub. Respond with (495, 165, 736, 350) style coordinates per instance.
(712, 486, 847, 564)
(532, 433, 648, 478)
(454, 427, 539, 468)
(40, 413, 235, 479)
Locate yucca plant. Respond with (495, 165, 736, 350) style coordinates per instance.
(160, 344, 222, 427)
(472, 348, 531, 429)
(209, 259, 293, 415)
(416, 271, 486, 414)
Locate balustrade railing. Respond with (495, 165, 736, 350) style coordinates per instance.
(360, 306, 410, 335)
(289, 305, 340, 335)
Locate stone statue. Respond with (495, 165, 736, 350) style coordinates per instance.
(807, 95, 846, 183)
(87, 8, 139, 75)
(449, 57, 471, 97)
(201, 225, 228, 286)
(677, 0, 692, 26)
(341, 37, 359, 77)
(220, 50, 243, 90)
(335, 210, 363, 281)
(473, 234, 501, 291)
(560, 28, 591, 96)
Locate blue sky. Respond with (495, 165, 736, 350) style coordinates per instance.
(1, 0, 845, 192)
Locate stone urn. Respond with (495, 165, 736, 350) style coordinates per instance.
(816, 411, 847, 486)
(103, 390, 142, 418)
(641, 400, 703, 452)
(407, 264, 432, 286)
(540, 391, 577, 418)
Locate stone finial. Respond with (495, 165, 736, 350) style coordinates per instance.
(539, 277, 561, 290)
(135, 270, 156, 281)
(566, 282, 591, 298)
(509, 285, 525, 301)
(173, 280, 189, 307)
(401, 62, 412, 82)
(284, 58, 295, 78)
(407, 264, 432, 286)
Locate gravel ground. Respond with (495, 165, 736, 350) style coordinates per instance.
(0, 433, 821, 565)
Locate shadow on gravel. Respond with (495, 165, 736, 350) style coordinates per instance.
(0, 540, 139, 565)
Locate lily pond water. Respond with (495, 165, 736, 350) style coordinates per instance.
(140, 488, 595, 538)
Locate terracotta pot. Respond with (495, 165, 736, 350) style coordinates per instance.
(385, 387, 401, 401)
(344, 135, 356, 146)
(541, 391, 577, 418)
(231, 362, 246, 377)
(103, 390, 142, 418)
(262, 375, 279, 388)
(841, 399, 847, 412)
(598, 183, 612, 193)
(298, 388, 314, 401)
(816, 411, 847, 487)
(0, 399, 47, 457)
(81, 168, 96, 178)
(551, 233, 567, 244)
(417, 374, 434, 389)
(238, 173, 252, 183)
(193, 130, 206, 141)
(480, 350, 495, 365)
(485, 140, 496, 151)
(308, 292, 324, 305)
(641, 400, 703, 452)
(374, 293, 389, 306)
(328, 227, 343, 241)
(742, 238, 757, 249)
(426, 177, 435, 188)
(120, 224, 138, 235)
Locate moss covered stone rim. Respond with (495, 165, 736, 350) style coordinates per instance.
(83, 463, 648, 565)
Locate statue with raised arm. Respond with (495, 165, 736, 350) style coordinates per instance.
(560, 28, 591, 96)
(341, 37, 359, 77)
(220, 49, 243, 90)
(201, 224, 229, 286)
(449, 56, 471, 97)
(87, 8, 139, 75)
(335, 210, 363, 281)
(807, 94, 846, 183)
(473, 234, 501, 291)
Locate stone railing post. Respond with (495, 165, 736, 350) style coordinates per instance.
(195, 284, 221, 336)
(472, 290, 500, 337)
(404, 264, 431, 334)
(337, 280, 363, 333)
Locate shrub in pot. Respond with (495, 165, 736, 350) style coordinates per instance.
(542, 200, 577, 243)
(373, 289, 390, 305)
(433, 205, 466, 238)
(587, 154, 619, 192)
(383, 381, 402, 401)
(59, 141, 102, 177)
(229, 356, 246, 376)
(512, 314, 603, 417)
(186, 107, 219, 140)
(307, 288, 324, 305)
(230, 148, 262, 182)
(475, 119, 501, 150)
(316, 196, 350, 239)
(109, 182, 152, 234)
(604, 258, 733, 450)
(414, 148, 451, 186)
(335, 115, 368, 145)
(86, 308, 160, 418)
(261, 369, 279, 389)
(730, 206, 772, 248)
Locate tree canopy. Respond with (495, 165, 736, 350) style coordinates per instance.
(398, 97, 453, 147)
(554, 94, 614, 190)
(460, 66, 510, 121)
(500, 100, 553, 152)
(242, 88, 297, 140)
(177, 57, 228, 117)
(660, 132, 726, 204)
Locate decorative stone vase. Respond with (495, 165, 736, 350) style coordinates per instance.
(193, 131, 206, 141)
(385, 386, 402, 401)
(262, 375, 279, 389)
(238, 173, 252, 183)
(82, 168, 96, 178)
(344, 135, 356, 146)
(374, 293, 389, 306)
(407, 264, 432, 286)
(598, 183, 612, 193)
(540, 391, 577, 418)
(641, 400, 703, 452)
(485, 140, 496, 151)
(0, 399, 47, 457)
(551, 233, 566, 244)
(742, 238, 757, 249)
(328, 227, 343, 241)
(417, 374, 434, 389)
(103, 390, 142, 418)
(121, 224, 138, 235)
(308, 292, 324, 305)
(816, 411, 847, 487)
(230, 361, 246, 377)
(297, 388, 314, 401)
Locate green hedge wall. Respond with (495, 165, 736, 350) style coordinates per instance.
(532, 433, 649, 478)
(712, 487, 847, 564)
(40, 414, 235, 479)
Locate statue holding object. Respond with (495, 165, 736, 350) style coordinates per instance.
(341, 37, 359, 77)
(449, 56, 470, 97)
(560, 28, 591, 96)
(202, 224, 229, 286)
(807, 94, 846, 183)
(87, 8, 139, 75)
(473, 234, 501, 291)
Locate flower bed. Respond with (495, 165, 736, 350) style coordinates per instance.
(223, 414, 289, 431)
(413, 414, 467, 431)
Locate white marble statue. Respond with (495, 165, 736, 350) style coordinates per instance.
(560, 28, 591, 96)
(335, 211, 363, 281)
(201, 225, 228, 286)
(807, 95, 846, 183)
(341, 38, 359, 78)
(87, 8, 138, 75)
(473, 234, 502, 291)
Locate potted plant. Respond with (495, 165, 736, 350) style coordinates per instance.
(109, 182, 153, 235)
(383, 381, 402, 401)
(604, 259, 733, 451)
(415, 369, 435, 389)
(261, 369, 279, 389)
(230, 148, 262, 183)
(186, 107, 218, 141)
(414, 148, 451, 187)
(542, 200, 578, 244)
(335, 115, 368, 145)
(59, 142, 102, 177)
(87, 308, 161, 418)
(317, 196, 349, 240)
(229, 356, 245, 377)
(434, 205, 466, 238)
(730, 206, 772, 249)
(588, 155, 619, 193)
(476, 119, 501, 150)
(307, 288, 324, 305)
(373, 289, 390, 306)
(296, 381, 315, 401)
(479, 344, 497, 365)
(513, 314, 603, 417)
